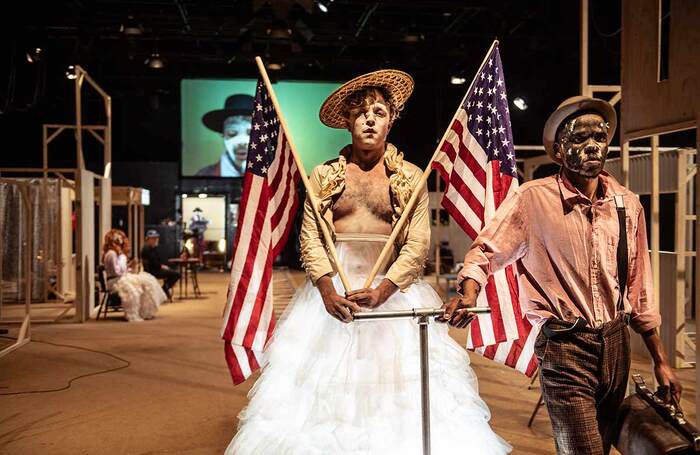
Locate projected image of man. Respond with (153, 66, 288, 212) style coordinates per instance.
(196, 94, 254, 177)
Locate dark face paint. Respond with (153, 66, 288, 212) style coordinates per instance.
(554, 113, 610, 178)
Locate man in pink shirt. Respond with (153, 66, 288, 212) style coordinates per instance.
(443, 96, 681, 454)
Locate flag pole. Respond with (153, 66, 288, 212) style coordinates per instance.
(362, 40, 499, 288)
(254, 56, 352, 293)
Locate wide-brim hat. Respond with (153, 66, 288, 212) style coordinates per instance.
(543, 96, 617, 163)
(202, 94, 255, 133)
(319, 69, 414, 129)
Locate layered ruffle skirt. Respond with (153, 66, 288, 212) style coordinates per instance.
(227, 235, 511, 454)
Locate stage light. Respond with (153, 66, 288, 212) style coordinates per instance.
(450, 76, 466, 85)
(198, 193, 208, 199)
(65, 65, 77, 80)
(317, 2, 328, 13)
(513, 97, 528, 110)
(120, 15, 143, 36)
(182, 194, 188, 199)
(146, 53, 164, 69)
(26, 47, 42, 63)
(217, 239, 226, 253)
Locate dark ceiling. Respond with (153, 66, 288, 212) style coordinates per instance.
(2, 0, 623, 169)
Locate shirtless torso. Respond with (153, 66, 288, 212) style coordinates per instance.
(333, 159, 393, 235)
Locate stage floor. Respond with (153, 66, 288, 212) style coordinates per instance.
(0, 270, 695, 454)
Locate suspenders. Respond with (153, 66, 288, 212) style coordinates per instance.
(542, 193, 631, 338)
(614, 195, 630, 321)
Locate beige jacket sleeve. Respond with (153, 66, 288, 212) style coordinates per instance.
(385, 175, 430, 291)
(299, 166, 335, 285)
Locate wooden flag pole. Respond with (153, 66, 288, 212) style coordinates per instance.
(362, 40, 499, 288)
(254, 56, 352, 292)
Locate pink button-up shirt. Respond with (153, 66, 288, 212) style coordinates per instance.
(459, 171, 660, 334)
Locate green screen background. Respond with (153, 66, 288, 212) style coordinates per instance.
(181, 79, 349, 176)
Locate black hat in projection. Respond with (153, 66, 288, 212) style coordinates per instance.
(201, 94, 255, 133)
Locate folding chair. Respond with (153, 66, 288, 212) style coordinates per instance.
(96, 265, 123, 320)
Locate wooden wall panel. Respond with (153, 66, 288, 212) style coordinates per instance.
(621, 0, 699, 140)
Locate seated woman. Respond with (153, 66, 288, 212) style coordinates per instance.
(102, 229, 167, 321)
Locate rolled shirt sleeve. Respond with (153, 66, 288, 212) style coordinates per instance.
(458, 188, 529, 290)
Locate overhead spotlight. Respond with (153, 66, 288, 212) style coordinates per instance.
(450, 76, 466, 85)
(198, 193, 208, 199)
(65, 65, 77, 80)
(182, 194, 188, 199)
(26, 47, 43, 63)
(267, 62, 283, 70)
(145, 53, 164, 69)
(120, 15, 143, 36)
(317, 2, 328, 13)
(513, 97, 528, 110)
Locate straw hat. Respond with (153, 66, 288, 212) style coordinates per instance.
(319, 69, 414, 129)
(542, 96, 617, 163)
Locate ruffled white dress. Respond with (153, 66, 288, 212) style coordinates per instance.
(226, 235, 511, 454)
(104, 250, 166, 321)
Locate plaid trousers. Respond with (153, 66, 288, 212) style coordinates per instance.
(535, 313, 631, 455)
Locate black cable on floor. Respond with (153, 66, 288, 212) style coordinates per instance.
(0, 336, 130, 396)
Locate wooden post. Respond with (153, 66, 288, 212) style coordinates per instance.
(363, 40, 499, 288)
(651, 136, 660, 307)
(580, 0, 590, 97)
(695, 129, 700, 421)
(621, 141, 630, 187)
(674, 149, 688, 368)
(651, 136, 661, 374)
(254, 56, 351, 292)
(75, 70, 84, 171)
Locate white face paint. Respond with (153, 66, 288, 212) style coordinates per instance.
(222, 115, 252, 166)
(347, 92, 392, 152)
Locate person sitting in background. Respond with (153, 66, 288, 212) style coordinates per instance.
(141, 229, 180, 298)
(103, 229, 167, 322)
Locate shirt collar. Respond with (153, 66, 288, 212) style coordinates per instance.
(557, 170, 614, 211)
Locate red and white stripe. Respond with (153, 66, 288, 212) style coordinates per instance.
(432, 66, 537, 376)
(221, 128, 300, 385)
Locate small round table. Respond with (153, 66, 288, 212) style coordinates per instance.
(167, 258, 202, 299)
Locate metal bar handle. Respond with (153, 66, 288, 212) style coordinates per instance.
(352, 307, 490, 321)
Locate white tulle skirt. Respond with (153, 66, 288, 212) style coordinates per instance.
(226, 235, 511, 454)
(110, 272, 166, 321)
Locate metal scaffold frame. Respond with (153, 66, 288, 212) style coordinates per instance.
(0, 65, 112, 322)
(0, 179, 33, 358)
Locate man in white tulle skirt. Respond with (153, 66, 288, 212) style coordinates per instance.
(226, 70, 511, 454)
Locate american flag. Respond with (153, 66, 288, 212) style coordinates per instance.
(221, 79, 301, 385)
(432, 44, 537, 377)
